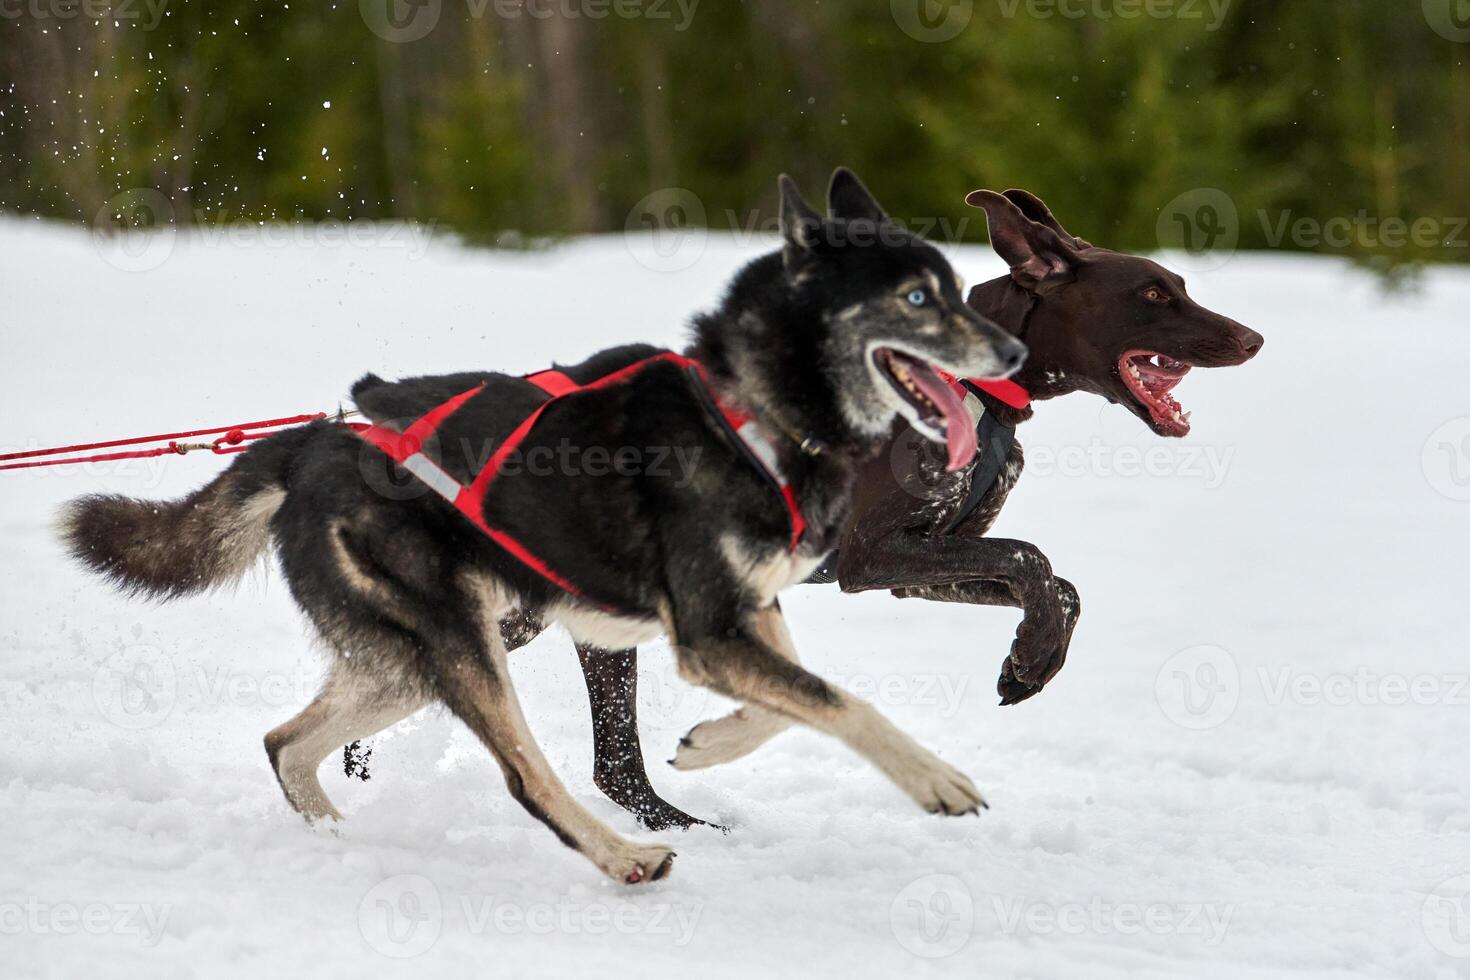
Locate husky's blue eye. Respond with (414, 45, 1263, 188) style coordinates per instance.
(906, 289, 928, 306)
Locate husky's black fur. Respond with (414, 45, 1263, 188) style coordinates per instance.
(61, 169, 1025, 883)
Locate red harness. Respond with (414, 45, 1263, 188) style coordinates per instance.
(352, 352, 807, 604)
(353, 353, 1027, 606)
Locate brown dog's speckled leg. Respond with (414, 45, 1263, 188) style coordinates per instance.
(577, 645, 716, 831)
(498, 613, 712, 829)
(891, 575, 1079, 704)
(841, 526, 1077, 703)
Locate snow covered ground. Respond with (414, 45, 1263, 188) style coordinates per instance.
(4, 217, 1470, 979)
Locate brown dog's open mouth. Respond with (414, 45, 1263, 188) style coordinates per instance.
(1119, 350, 1192, 436)
(873, 347, 978, 470)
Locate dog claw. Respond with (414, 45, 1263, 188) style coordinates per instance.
(622, 850, 676, 885)
(624, 853, 677, 884)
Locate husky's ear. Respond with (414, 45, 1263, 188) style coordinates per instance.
(1001, 189, 1092, 250)
(827, 167, 887, 223)
(778, 174, 824, 273)
(966, 189, 1079, 295)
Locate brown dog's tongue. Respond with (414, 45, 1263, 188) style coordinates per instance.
(908, 366, 978, 471)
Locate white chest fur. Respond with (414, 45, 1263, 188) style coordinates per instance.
(721, 534, 826, 607)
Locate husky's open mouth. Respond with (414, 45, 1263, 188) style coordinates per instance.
(1120, 350, 1193, 436)
(872, 347, 978, 470)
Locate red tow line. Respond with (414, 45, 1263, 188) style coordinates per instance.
(0, 412, 347, 472)
(2, 376, 1028, 474)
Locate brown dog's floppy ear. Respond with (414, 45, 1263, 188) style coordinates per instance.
(779, 174, 824, 273)
(1001, 189, 1092, 250)
(827, 167, 887, 223)
(966, 189, 1079, 295)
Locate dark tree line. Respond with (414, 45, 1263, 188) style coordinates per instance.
(1, 0, 1466, 265)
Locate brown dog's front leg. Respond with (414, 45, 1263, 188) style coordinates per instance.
(838, 528, 1076, 703)
(576, 645, 715, 831)
(891, 577, 1079, 704)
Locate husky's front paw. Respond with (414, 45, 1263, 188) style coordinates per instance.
(600, 843, 676, 885)
(893, 755, 988, 816)
(670, 707, 787, 771)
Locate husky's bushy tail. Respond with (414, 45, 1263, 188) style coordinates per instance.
(60, 425, 318, 599)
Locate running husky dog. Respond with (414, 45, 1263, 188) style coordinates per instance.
(60, 169, 1026, 884)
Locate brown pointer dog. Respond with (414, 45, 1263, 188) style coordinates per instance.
(492, 189, 1264, 830)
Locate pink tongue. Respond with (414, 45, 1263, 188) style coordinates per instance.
(908, 364, 978, 471)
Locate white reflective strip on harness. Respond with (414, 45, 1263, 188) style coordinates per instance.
(735, 420, 788, 488)
(961, 384, 987, 428)
(402, 452, 465, 502)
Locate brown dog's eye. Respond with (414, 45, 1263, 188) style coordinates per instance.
(1141, 286, 1171, 305)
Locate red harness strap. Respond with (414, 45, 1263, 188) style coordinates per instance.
(352, 353, 806, 605)
(937, 370, 1031, 409)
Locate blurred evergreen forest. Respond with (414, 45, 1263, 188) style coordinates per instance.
(2, 0, 1467, 266)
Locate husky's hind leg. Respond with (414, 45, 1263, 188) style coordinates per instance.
(265, 665, 425, 822)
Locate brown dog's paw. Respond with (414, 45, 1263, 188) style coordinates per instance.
(998, 608, 1072, 704)
(997, 658, 1044, 705)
